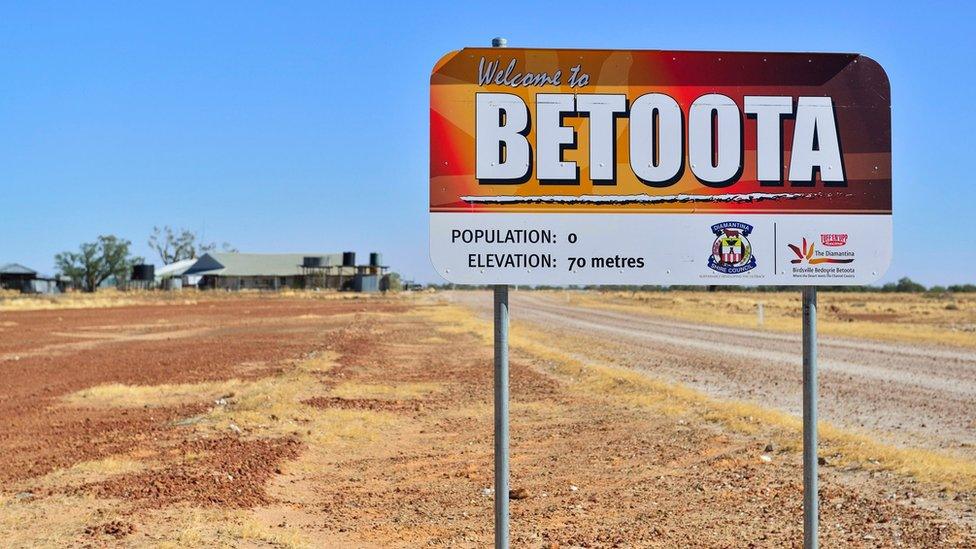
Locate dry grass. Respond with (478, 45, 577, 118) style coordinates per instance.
(329, 381, 443, 400)
(146, 507, 309, 549)
(23, 457, 147, 493)
(0, 287, 409, 313)
(565, 290, 976, 349)
(0, 493, 114, 548)
(2, 479, 310, 548)
(60, 352, 399, 448)
(188, 353, 397, 447)
(0, 289, 201, 312)
(63, 380, 244, 408)
(425, 302, 976, 492)
(277, 289, 389, 301)
(0, 502, 311, 548)
(0, 484, 296, 549)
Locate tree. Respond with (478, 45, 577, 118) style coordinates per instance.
(199, 240, 239, 255)
(148, 226, 196, 264)
(148, 226, 237, 264)
(384, 272, 403, 292)
(55, 235, 143, 292)
(948, 284, 976, 293)
(895, 277, 926, 293)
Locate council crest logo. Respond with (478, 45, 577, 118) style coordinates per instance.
(708, 222, 757, 274)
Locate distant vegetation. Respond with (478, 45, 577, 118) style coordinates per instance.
(148, 226, 236, 264)
(54, 235, 143, 292)
(385, 272, 403, 292)
(426, 277, 976, 293)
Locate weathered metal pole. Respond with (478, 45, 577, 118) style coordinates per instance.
(802, 286, 818, 549)
(491, 35, 510, 549)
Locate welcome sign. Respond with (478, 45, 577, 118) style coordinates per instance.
(430, 48, 891, 285)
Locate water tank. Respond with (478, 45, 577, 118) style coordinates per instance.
(369, 252, 383, 267)
(353, 274, 380, 293)
(342, 252, 356, 267)
(131, 264, 155, 281)
(303, 256, 322, 268)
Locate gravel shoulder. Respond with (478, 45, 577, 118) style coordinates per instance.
(451, 291, 976, 459)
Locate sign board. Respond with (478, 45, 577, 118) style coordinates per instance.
(430, 48, 891, 285)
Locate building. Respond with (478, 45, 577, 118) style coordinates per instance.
(0, 263, 61, 294)
(155, 258, 202, 289)
(0, 263, 36, 290)
(183, 252, 386, 291)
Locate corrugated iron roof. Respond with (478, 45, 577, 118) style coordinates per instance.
(156, 258, 199, 278)
(184, 253, 346, 277)
(0, 263, 37, 275)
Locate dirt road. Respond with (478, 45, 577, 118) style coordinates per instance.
(452, 291, 976, 459)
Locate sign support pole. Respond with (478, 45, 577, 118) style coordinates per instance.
(490, 38, 510, 549)
(802, 286, 818, 549)
(493, 283, 510, 548)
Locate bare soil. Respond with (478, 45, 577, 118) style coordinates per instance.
(0, 292, 973, 547)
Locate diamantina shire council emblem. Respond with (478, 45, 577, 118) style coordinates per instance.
(708, 222, 757, 274)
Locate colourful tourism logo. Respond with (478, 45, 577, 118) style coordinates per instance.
(820, 233, 848, 247)
(789, 238, 855, 264)
(708, 222, 757, 274)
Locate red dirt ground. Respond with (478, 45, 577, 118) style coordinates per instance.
(83, 436, 303, 508)
(0, 297, 404, 486)
(1, 293, 974, 547)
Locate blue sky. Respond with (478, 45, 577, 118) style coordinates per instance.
(1, 2, 972, 285)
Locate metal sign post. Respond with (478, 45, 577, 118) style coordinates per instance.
(802, 287, 818, 548)
(491, 36, 510, 549)
(493, 283, 509, 548)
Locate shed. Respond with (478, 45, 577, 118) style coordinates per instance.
(0, 263, 37, 291)
(157, 258, 203, 287)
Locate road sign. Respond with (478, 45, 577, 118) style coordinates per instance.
(430, 49, 891, 285)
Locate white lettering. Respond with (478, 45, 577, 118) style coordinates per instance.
(472, 92, 846, 186)
(476, 93, 530, 180)
(745, 96, 793, 182)
(689, 94, 741, 185)
(537, 94, 577, 181)
(789, 97, 844, 183)
(629, 93, 683, 184)
(577, 94, 626, 181)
